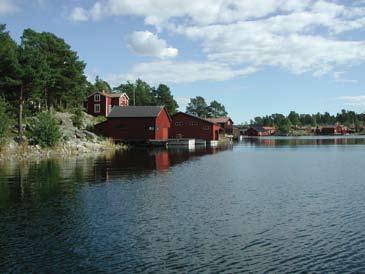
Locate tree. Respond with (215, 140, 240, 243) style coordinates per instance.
(29, 111, 62, 148)
(114, 79, 155, 106)
(186, 96, 209, 117)
(207, 100, 227, 118)
(288, 111, 300, 127)
(94, 76, 111, 92)
(153, 84, 179, 114)
(0, 97, 11, 144)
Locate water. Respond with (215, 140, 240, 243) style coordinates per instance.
(1, 137, 365, 273)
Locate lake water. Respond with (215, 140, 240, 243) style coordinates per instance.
(1, 137, 365, 273)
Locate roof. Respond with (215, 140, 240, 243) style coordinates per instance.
(206, 117, 233, 124)
(173, 112, 220, 125)
(88, 90, 129, 99)
(108, 106, 165, 118)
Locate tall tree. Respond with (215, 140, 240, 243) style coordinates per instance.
(114, 79, 155, 106)
(207, 100, 227, 118)
(288, 111, 300, 127)
(186, 96, 209, 118)
(94, 76, 111, 92)
(153, 84, 178, 114)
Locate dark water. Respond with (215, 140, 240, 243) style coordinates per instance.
(2, 137, 365, 273)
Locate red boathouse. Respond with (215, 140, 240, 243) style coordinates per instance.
(94, 106, 171, 142)
(206, 117, 234, 135)
(86, 90, 129, 117)
(170, 112, 222, 141)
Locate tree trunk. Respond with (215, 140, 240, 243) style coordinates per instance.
(18, 85, 24, 142)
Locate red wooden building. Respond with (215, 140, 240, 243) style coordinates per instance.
(170, 112, 223, 141)
(206, 117, 234, 135)
(86, 90, 129, 117)
(319, 124, 349, 135)
(94, 106, 171, 142)
(245, 126, 276, 136)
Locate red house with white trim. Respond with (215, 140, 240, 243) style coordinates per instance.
(170, 112, 223, 141)
(94, 106, 171, 142)
(86, 90, 129, 117)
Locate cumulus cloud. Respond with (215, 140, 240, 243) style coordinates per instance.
(127, 31, 178, 59)
(69, 7, 89, 22)
(104, 61, 257, 85)
(0, 0, 19, 14)
(70, 0, 365, 81)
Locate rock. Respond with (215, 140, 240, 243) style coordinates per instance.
(83, 130, 98, 140)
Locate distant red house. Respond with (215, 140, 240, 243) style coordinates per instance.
(245, 126, 276, 136)
(94, 106, 171, 142)
(206, 117, 234, 135)
(320, 124, 348, 135)
(170, 112, 223, 141)
(86, 90, 129, 117)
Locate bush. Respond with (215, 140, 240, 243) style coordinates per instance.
(29, 111, 62, 148)
(72, 108, 84, 129)
(0, 98, 11, 144)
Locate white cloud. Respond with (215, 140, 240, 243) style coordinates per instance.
(69, 7, 89, 22)
(127, 31, 178, 59)
(0, 0, 19, 14)
(70, 0, 365, 81)
(333, 71, 358, 84)
(104, 61, 257, 85)
(338, 96, 365, 106)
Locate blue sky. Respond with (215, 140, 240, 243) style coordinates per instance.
(1, 0, 365, 123)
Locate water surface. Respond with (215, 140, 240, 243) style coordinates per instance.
(1, 137, 365, 273)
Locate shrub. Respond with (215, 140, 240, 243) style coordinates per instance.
(0, 98, 11, 145)
(72, 108, 84, 129)
(30, 111, 62, 148)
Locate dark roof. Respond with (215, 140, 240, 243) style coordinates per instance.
(108, 106, 164, 118)
(206, 117, 233, 124)
(173, 112, 218, 125)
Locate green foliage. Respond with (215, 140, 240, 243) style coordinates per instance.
(186, 96, 228, 118)
(29, 111, 62, 148)
(186, 96, 209, 117)
(153, 84, 179, 114)
(94, 76, 111, 92)
(0, 97, 11, 143)
(208, 100, 228, 118)
(72, 108, 84, 129)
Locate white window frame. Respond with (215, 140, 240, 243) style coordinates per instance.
(94, 104, 100, 113)
(94, 94, 101, 102)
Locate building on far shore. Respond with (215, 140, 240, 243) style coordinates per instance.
(170, 112, 223, 141)
(317, 124, 349, 135)
(94, 106, 171, 142)
(206, 117, 234, 135)
(86, 90, 129, 117)
(245, 126, 276, 136)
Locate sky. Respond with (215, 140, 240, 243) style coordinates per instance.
(1, 0, 365, 123)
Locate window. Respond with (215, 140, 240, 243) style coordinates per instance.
(190, 121, 198, 126)
(94, 94, 101, 102)
(148, 126, 155, 131)
(203, 126, 210, 130)
(109, 105, 112, 113)
(175, 122, 183, 126)
(94, 104, 100, 113)
(227, 121, 231, 125)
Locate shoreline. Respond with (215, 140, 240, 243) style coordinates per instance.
(0, 139, 126, 162)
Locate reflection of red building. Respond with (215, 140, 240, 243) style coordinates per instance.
(170, 112, 222, 141)
(155, 151, 170, 172)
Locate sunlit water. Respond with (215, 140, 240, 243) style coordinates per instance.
(1, 137, 365, 273)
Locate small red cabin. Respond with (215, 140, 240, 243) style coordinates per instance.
(320, 124, 348, 135)
(170, 112, 222, 141)
(245, 126, 276, 136)
(206, 117, 234, 135)
(94, 106, 171, 142)
(86, 90, 129, 117)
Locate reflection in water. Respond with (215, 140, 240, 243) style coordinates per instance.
(2, 138, 365, 273)
(242, 136, 365, 147)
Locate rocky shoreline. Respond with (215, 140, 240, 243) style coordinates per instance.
(0, 111, 126, 161)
